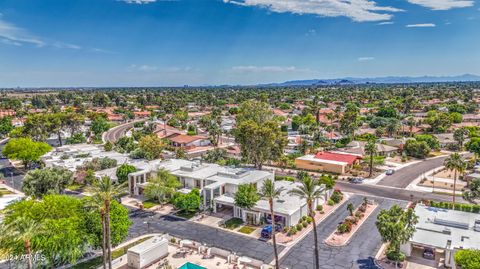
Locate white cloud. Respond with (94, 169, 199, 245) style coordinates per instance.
(0, 18, 83, 49)
(231, 65, 315, 73)
(0, 19, 46, 47)
(377, 21, 394, 25)
(120, 0, 157, 4)
(358, 57, 374, 61)
(406, 23, 436, 27)
(223, 0, 403, 22)
(129, 64, 158, 71)
(407, 0, 474, 10)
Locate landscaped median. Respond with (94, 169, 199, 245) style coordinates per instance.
(325, 197, 378, 247)
(277, 189, 348, 245)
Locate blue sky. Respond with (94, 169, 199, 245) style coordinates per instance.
(0, 0, 479, 87)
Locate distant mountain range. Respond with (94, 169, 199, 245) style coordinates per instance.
(261, 74, 480, 86)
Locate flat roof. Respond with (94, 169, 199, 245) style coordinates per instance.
(410, 204, 480, 250)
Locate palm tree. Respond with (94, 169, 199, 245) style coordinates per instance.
(365, 139, 377, 178)
(88, 177, 125, 269)
(347, 203, 354, 216)
(444, 153, 467, 206)
(84, 196, 108, 269)
(289, 175, 324, 269)
(0, 217, 41, 269)
(259, 179, 284, 269)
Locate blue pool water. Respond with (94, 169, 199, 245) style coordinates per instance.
(178, 262, 207, 269)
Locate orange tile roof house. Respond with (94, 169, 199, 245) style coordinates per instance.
(168, 134, 211, 149)
(295, 151, 362, 174)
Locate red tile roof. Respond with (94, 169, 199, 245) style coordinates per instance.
(314, 151, 361, 165)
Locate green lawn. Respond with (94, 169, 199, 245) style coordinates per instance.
(142, 200, 160, 209)
(0, 188, 13, 195)
(238, 226, 256, 234)
(67, 183, 84, 192)
(175, 210, 197, 219)
(71, 236, 152, 269)
(223, 218, 243, 230)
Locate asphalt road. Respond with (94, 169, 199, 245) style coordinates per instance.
(336, 181, 460, 203)
(127, 209, 283, 264)
(377, 156, 448, 188)
(280, 196, 405, 269)
(104, 121, 137, 143)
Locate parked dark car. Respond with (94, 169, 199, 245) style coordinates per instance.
(423, 248, 435, 260)
(349, 177, 364, 184)
(260, 224, 282, 239)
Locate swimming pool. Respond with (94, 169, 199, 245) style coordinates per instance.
(178, 262, 207, 269)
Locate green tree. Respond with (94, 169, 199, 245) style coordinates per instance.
(453, 127, 469, 149)
(172, 188, 201, 212)
(84, 199, 131, 251)
(234, 120, 286, 170)
(415, 134, 440, 150)
(234, 184, 260, 210)
(404, 140, 430, 159)
(444, 153, 467, 206)
(115, 164, 137, 184)
(22, 168, 73, 199)
(463, 179, 480, 204)
(376, 205, 418, 262)
(138, 134, 165, 160)
(91, 116, 110, 137)
(236, 100, 273, 125)
(87, 177, 126, 269)
(466, 137, 480, 162)
(259, 179, 284, 269)
(454, 249, 480, 269)
(0, 216, 42, 269)
(425, 110, 452, 133)
(2, 138, 52, 168)
(365, 139, 377, 178)
(0, 195, 92, 267)
(0, 116, 14, 137)
(144, 169, 181, 204)
(347, 203, 354, 216)
(339, 102, 359, 137)
(288, 175, 324, 269)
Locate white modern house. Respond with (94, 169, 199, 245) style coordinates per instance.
(128, 159, 326, 227)
(401, 204, 480, 269)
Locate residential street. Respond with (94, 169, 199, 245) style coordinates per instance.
(336, 181, 462, 203)
(280, 196, 405, 269)
(377, 156, 448, 188)
(128, 209, 284, 264)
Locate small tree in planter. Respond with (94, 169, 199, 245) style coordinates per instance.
(347, 203, 354, 216)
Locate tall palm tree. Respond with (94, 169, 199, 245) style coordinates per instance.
(259, 179, 284, 269)
(88, 177, 125, 269)
(0, 217, 41, 269)
(289, 175, 324, 269)
(84, 196, 108, 269)
(365, 139, 377, 178)
(444, 153, 466, 206)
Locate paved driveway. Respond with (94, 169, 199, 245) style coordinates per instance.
(128, 209, 284, 264)
(280, 196, 405, 269)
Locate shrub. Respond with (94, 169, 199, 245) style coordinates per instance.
(301, 215, 308, 221)
(454, 249, 480, 269)
(337, 222, 351, 234)
(296, 223, 303, 231)
(283, 227, 288, 233)
(358, 205, 367, 213)
(288, 226, 297, 236)
(302, 221, 308, 228)
(327, 199, 335, 206)
(331, 190, 343, 204)
(386, 249, 406, 262)
(316, 204, 323, 211)
(306, 216, 313, 224)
